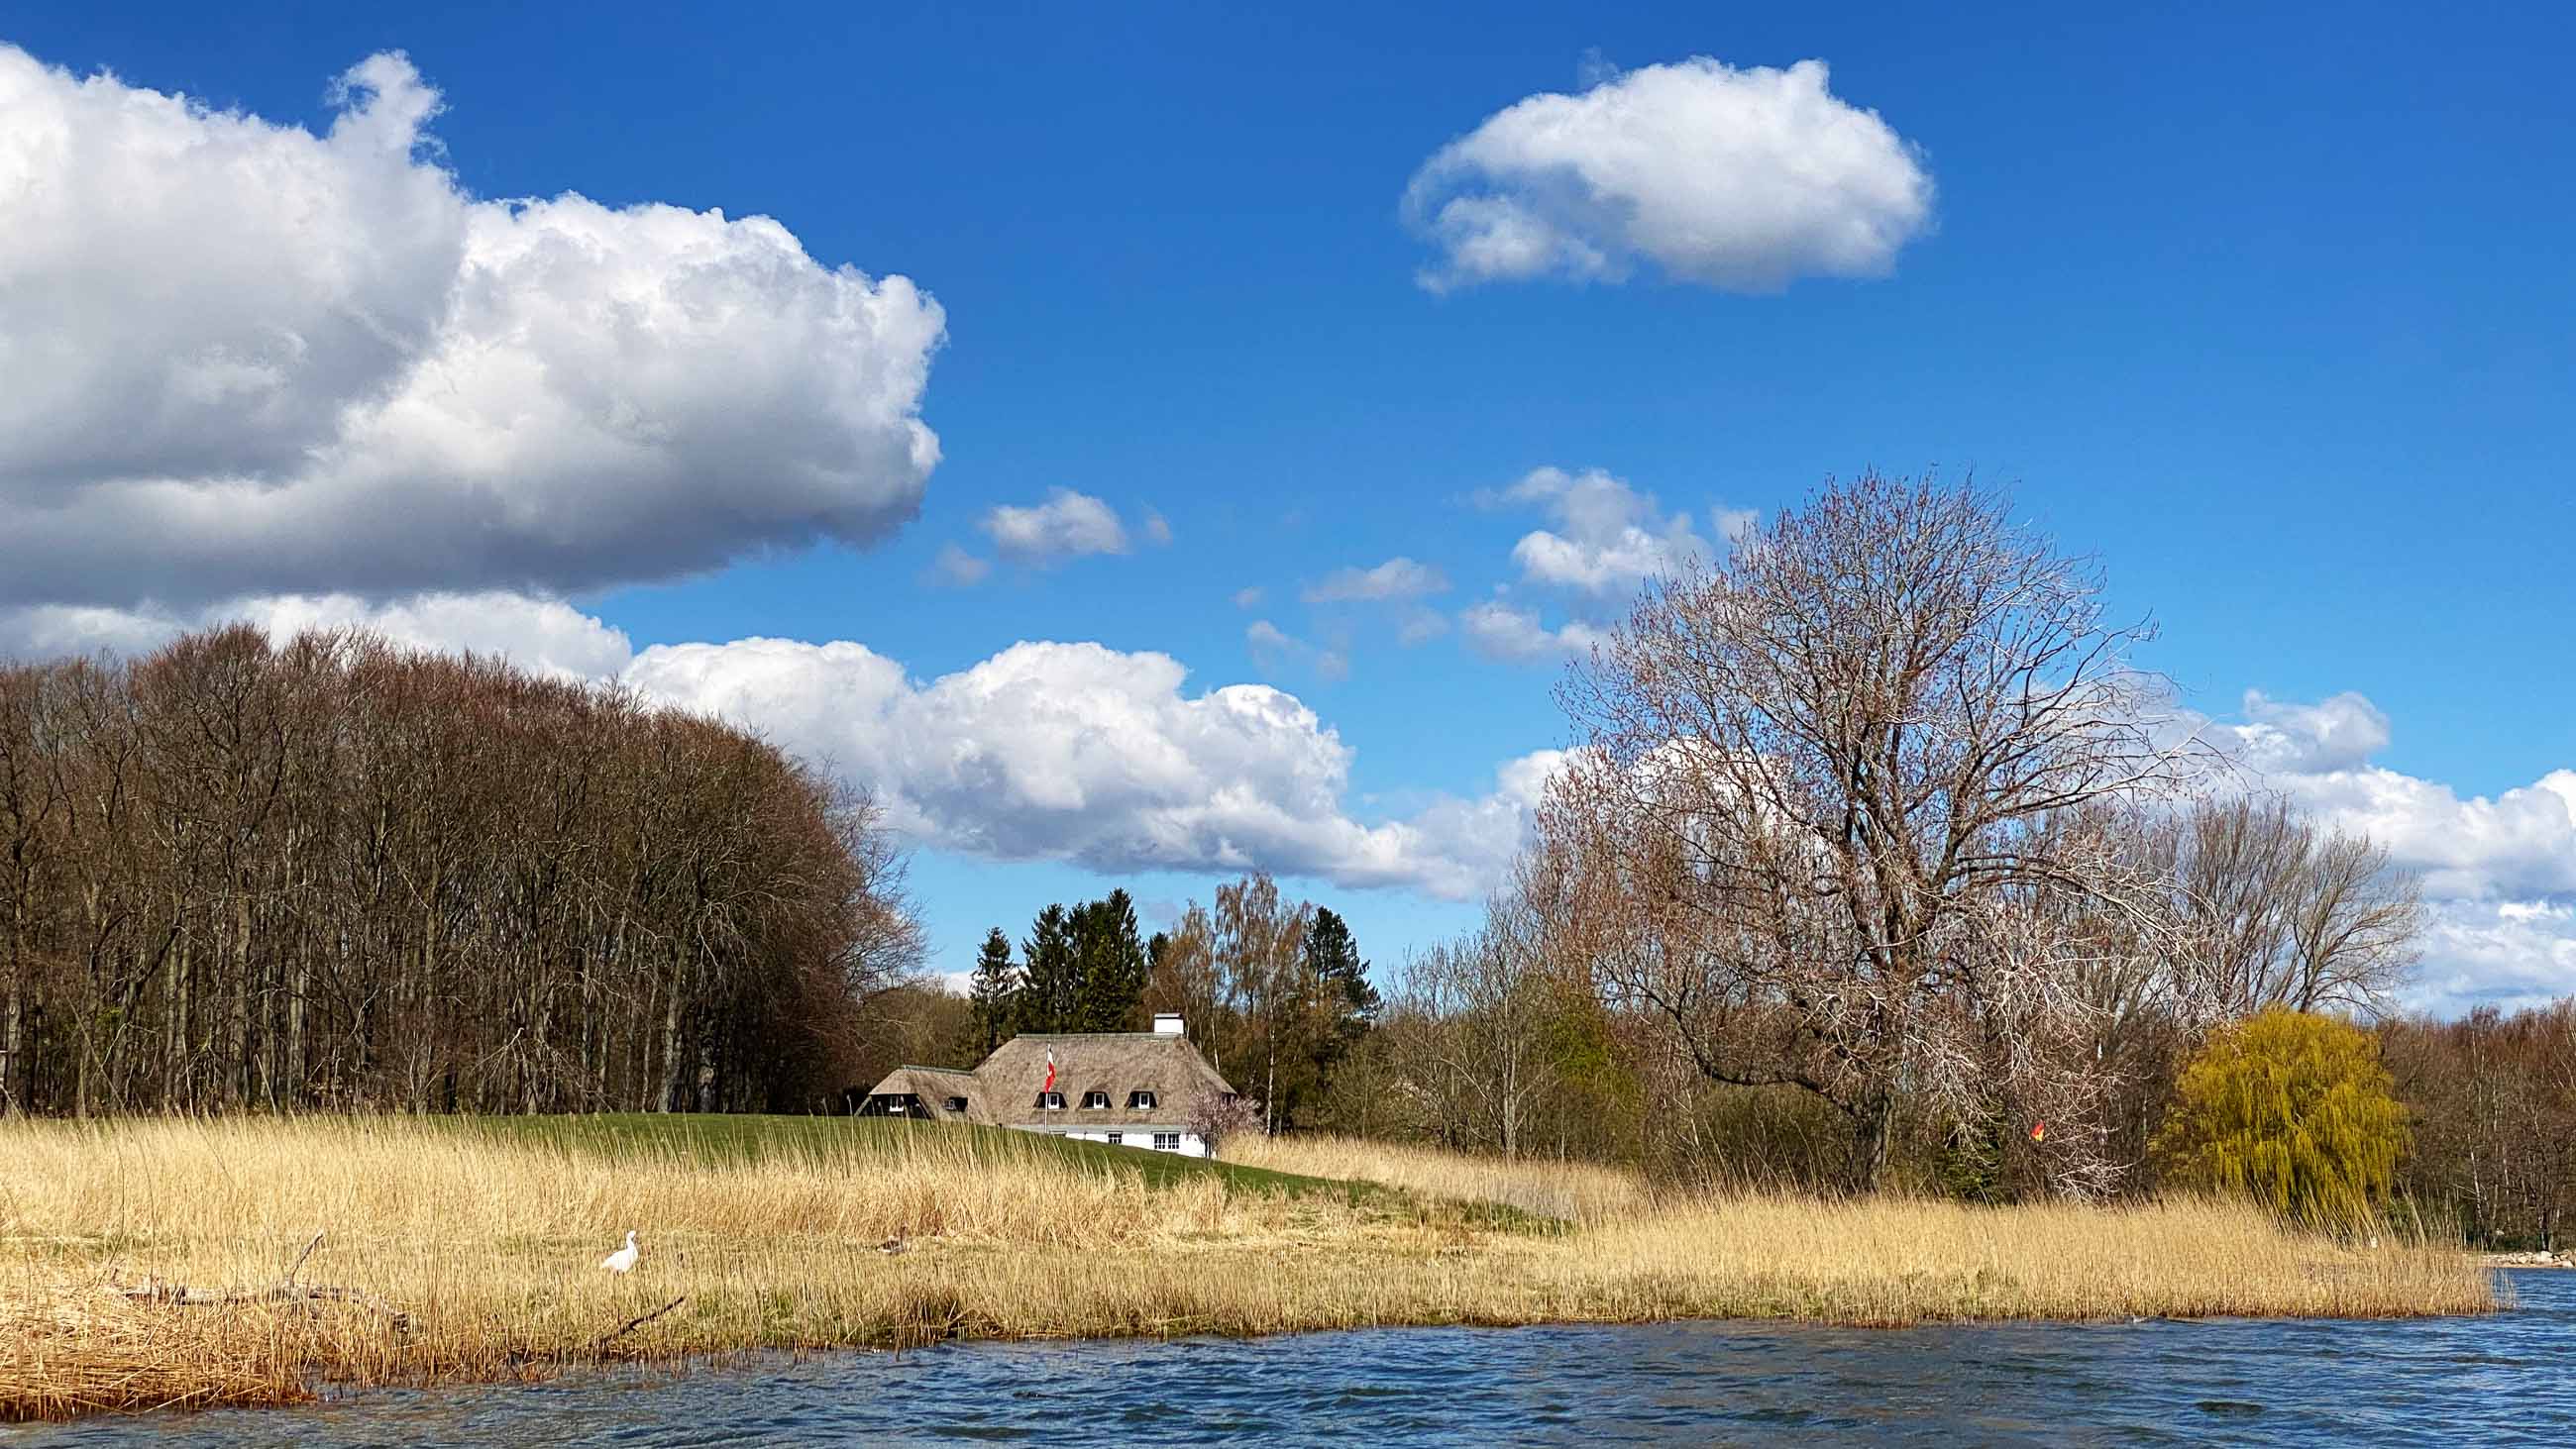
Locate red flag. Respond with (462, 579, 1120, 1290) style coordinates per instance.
(2029, 1120, 2047, 1143)
(1043, 1048, 1056, 1094)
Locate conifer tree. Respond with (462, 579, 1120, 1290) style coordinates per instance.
(968, 928, 1019, 1053)
(1017, 903, 1079, 1034)
(1071, 888, 1149, 1031)
(1305, 906, 1381, 1058)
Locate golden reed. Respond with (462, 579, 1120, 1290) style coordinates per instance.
(1, 1117, 2493, 1422)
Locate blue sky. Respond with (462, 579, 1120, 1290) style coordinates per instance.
(3, 3, 2570, 1004)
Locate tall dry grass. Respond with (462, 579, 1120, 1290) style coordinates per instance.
(1226, 1133, 1651, 1224)
(0, 1116, 2495, 1424)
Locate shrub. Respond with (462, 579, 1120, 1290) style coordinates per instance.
(2155, 1008, 2407, 1227)
(1189, 1093, 1267, 1157)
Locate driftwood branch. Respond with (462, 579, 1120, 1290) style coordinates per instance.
(594, 1295, 687, 1351)
(282, 1230, 325, 1286)
(112, 1232, 412, 1333)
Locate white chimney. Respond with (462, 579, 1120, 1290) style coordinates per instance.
(1152, 1013, 1184, 1036)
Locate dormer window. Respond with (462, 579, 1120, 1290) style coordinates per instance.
(1034, 1091, 1065, 1110)
(1082, 1090, 1111, 1109)
(945, 1096, 968, 1113)
(1127, 1089, 1156, 1110)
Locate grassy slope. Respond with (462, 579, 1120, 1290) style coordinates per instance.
(454, 1112, 1367, 1200)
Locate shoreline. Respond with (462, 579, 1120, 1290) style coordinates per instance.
(2478, 1251, 2573, 1269)
(0, 1115, 2499, 1424)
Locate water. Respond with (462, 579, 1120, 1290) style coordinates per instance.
(15, 1272, 2570, 1445)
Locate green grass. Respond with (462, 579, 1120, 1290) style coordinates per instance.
(450, 1112, 1357, 1198)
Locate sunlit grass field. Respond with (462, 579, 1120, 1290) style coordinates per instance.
(0, 1114, 2494, 1422)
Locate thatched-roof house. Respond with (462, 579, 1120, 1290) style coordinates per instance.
(856, 1014, 1237, 1158)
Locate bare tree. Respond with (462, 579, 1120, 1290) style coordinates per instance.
(1394, 885, 1563, 1159)
(1546, 471, 2196, 1190)
(2153, 796, 2420, 1016)
(0, 626, 922, 1117)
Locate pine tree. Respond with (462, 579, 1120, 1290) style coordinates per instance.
(1305, 907, 1380, 1051)
(1071, 888, 1149, 1031)
(1017, 904, 1078, 1034)
(1299, 906, 1380, 1122)
(968, 928, 1019, 1054)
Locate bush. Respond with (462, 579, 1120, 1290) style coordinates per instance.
(2155, 1008, 2407, 1227)
(1189, 1093, 1267, 1157)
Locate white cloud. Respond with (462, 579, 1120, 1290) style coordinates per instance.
(2197, 689, 2576, 1008)
(1246, 621, 1348, 683)
(1458, 600, 1608, 664)
(625, 636, 1546, 898)
(0, 46, 943, 610)
(2276, 765, 2576, 904)
(1303, 558, 1452, 604)
(1404, 56, 1933, 292)
(1232, 586, 1266, 609)
(0, 590, 635, 680)
(245, 593, 636, 679)
(2413, 898, 2576, 1017)
(978, 488, 1131, 565)
(2219, 689, 2393, 774)
(1486, 466, 1733, 594)
(1143, 509, 1175, 546)
(929, 545, 993, 587)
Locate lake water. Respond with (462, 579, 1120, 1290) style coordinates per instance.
(15, 1271, 2569, 1445)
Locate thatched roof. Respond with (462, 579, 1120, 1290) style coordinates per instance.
(863, 1066, 988, 1122)
(977, 1033, 1236, 1129)
(862, 1032, 1235, 1130)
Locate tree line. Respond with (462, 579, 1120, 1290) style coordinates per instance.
(1279, 472, 2491, 1217)
(0, 625, 921, 1116)
(868, 879, 1379, 1137)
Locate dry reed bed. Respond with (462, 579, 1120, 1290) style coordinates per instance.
(0, 1117, 2494, 1423)
(1226, 1134, 1651, 1224)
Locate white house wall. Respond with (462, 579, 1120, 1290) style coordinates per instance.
(1024, 1125, 1208, 1159)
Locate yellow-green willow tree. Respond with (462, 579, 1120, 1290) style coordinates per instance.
(2156, 1007, 2407, 1226)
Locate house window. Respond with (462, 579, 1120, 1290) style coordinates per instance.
(1127, 1089, 1157, 1110)
(1152, 1132, 1181, 1152)
(945, 1096, 968, 1113)
(1082, 1090, 1111, 1109)
(1107, 1133, 1124, 1145)
(1034, 1091, 1065, 1110)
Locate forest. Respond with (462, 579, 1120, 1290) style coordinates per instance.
(0, 626, 920, 1116)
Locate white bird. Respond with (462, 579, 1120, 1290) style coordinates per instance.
(600, 1230, 641, 1274)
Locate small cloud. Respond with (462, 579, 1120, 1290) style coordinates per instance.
(1303, 557, 1452, 604)
(1484, 466, 1728, 595)
(1397, 609, 1449, 646)
(929, 544, 991, 587)
(1232, 586, 1265, 609)
(1458, 600, 1607, 665)
(1143, 509, 1174, 546)
(1247, 619, 1347, 681)
(980, 488, 1130, 566)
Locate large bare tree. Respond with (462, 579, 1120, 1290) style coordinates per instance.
(1546, 471, 2195, 1190)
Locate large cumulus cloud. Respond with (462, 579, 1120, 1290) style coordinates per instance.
(1405, 57, 1933, 292)
(0, 47, 943, 609)
(622, 636, 1552, 898)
